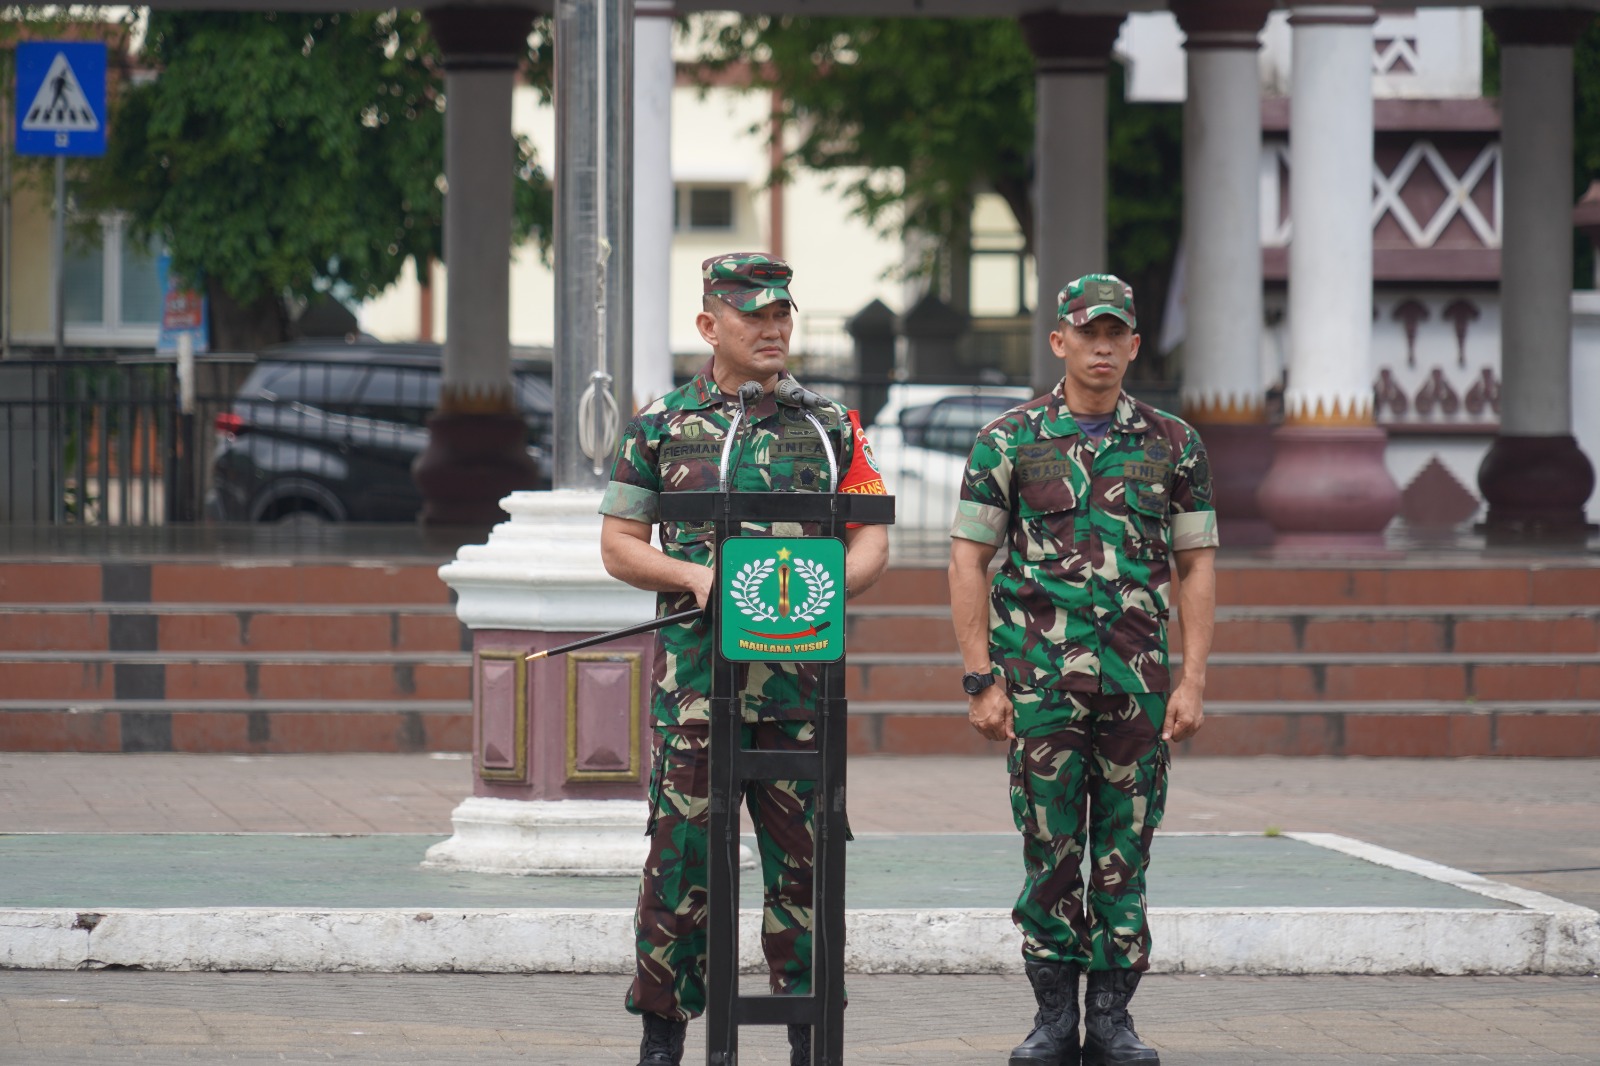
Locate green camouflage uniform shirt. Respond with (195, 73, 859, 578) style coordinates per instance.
(951, 387, 1219, 697)
(599, 363, 864, 727)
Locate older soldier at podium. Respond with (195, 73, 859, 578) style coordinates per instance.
(949, 274, 1219, 1066)
(598, 253, 890, 1066)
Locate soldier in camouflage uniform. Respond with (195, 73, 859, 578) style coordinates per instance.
(598, 253, 890, 1066)
(948, 274, 1218, 1066)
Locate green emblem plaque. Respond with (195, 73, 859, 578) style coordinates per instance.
(719, 536, 846, 662)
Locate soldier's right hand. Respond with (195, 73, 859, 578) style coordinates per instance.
(686, 564, 715, 610)
(967, 685, 1015, 741)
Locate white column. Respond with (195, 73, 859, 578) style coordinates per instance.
(1180, 40, 1266, 417)
(1257, 5, 1400, 548)
(632, 0, 675, 409)
(443, 67, 516, 408)
(1285, 6, 1376, 425)
(1499, 42, 1574, 434)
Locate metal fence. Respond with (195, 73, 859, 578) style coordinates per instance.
(0, 356, 255, 526)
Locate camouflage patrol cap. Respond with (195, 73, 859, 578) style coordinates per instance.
(702, 252, 798, 312)
(1059, 273, 1137, 330)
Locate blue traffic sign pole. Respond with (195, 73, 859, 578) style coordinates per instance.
(14, 41, 108, 357)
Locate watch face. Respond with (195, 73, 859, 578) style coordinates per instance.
(962, 673, 990, 695)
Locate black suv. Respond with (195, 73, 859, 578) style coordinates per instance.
(206, 342, 553, 524)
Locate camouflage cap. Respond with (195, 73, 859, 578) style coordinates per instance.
(1058, 273, 1137, 330)
(703, 252, 798, 312)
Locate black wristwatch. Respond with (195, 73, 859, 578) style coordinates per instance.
(961, 670, 997, 696)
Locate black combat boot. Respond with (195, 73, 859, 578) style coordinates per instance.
(788, 1023, 812, 1066)
(638, 1012, 687, 1066)
(1009, 959, 1082, 1066)
(1081, 969, 1159, 1066)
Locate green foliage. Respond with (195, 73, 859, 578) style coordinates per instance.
(704, 17, 1036, 264)
(80, 12, 551, 313)
(699, 16, 1183, 361)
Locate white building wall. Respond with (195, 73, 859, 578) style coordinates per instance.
(362, 77, 903, 364)
(1120, 7, 1483, 103)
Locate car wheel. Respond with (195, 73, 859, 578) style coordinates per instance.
(272, 508, 334, 529)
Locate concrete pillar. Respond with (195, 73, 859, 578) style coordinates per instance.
(1478, 9, 1597, 545)
(1018, 12, 1123, 397)
(427, 492, 656, 875)
(1257, 5, 1401, 550)
(1171, 0, 1275, 547)
(632, 0, 676, 409)
(415, 7, 545, 535)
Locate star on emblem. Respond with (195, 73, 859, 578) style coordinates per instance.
(776, 547, 792, 560)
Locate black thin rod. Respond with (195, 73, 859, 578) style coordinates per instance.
(524, 607, 703, 662)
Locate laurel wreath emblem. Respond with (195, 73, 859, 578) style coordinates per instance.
(789, 558, 837, 623)
(729, 555, 837, 624)
(730, 559, 780, 621)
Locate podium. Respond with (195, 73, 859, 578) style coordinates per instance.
(659, 489, 894, 1066)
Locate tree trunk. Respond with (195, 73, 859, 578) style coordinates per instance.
(206, 281, 289, 354)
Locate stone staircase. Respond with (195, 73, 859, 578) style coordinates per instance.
(843, 561, 1600, 757)
(2, 555, 1597, 756)
(0, 559, 469, 753)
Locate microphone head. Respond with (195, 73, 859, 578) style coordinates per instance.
(775, 378, 808, 408)
(777, 377, 829, 410)
(737, 381, 764, 406)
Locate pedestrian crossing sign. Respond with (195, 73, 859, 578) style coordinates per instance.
(15, 41, 107, 157)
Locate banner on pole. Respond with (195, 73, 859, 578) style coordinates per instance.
(156, 251, 210, 354)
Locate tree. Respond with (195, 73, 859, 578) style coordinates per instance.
(700, 16, 1183, 371)
(83, 12, 552, 351)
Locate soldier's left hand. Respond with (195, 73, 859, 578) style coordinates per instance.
(1164, 682, 1205, 743)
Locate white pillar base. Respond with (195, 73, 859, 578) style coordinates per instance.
(423, 798, 651, 876)
(423, 797, 755, 876)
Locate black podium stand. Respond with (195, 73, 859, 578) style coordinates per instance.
(659, 490, 893, 1066)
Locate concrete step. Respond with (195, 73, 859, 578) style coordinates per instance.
(852, 563, 1600, 609)
(0, 561, 452, 606)
(843, 605, 1600, 655)
(3, 645, 1594, 709)
(839, 651, 1600, 704)
(0, 604, 466, 653)
(6, 696, 1595, 758)
(0, 700, 469, 754)
(842, 699, 1600, 758)
(0, 651, 470, 701)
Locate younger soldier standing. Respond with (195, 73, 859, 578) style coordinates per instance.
(947, 274, 1218, 1066)
(599, 253, 890, 1066)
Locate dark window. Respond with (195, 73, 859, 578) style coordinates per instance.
(676, 186, 736, 231)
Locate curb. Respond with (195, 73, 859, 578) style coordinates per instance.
(3, 835, 1595, 976)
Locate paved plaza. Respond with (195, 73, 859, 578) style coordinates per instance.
(1, 753, 1597, 1063)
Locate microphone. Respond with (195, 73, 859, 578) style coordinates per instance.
(776, 378, 830, 411)
(720, 380, 766, 491)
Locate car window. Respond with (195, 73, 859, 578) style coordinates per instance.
(351, 366, 441, 428)
(255, 363, 369, 413)
(920, 396, 1017, 456)
(898, 403, 937, 448)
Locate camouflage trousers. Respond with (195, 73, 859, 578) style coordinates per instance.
(626, 720, 817, 1022)
(1007, 687, 1169, 973)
